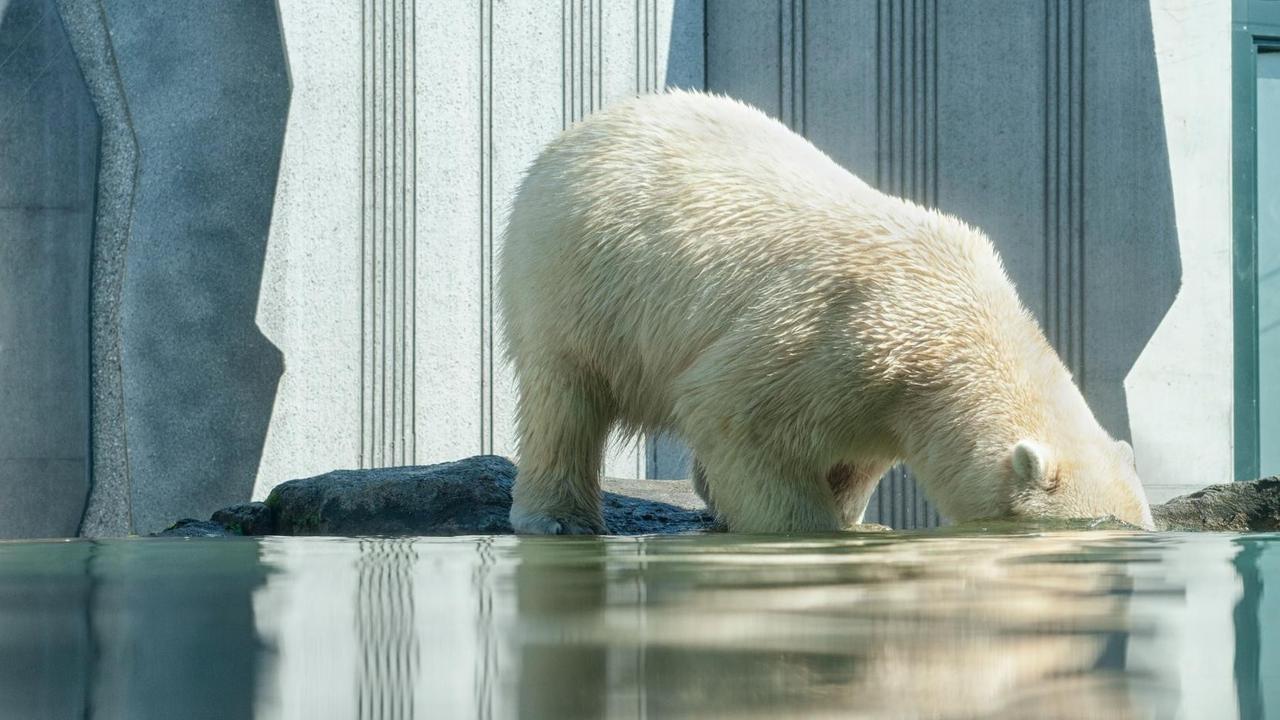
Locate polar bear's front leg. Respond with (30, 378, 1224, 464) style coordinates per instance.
(510, 362, 612, 535)
(690, 460, 728, 531)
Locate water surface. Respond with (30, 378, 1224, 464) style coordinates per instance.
(2, 530, 1277, 719)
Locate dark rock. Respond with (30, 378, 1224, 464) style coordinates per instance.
(1152, 477, 1280, 532)
(266, 456, 517, 536)
(259, 455, 716, 537)
(211, 502, 274, 536)
(153, 518, 235, 538)
(600, 477, 715, 534)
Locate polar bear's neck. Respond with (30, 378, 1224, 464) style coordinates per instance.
(851, 214, 1103, 522)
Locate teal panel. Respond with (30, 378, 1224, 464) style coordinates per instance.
(1259, 51, 1280, 477)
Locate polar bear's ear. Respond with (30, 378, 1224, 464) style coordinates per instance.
(1012, 440, 1055, 491)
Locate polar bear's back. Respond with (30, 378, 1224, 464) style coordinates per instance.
(498, 91, 999, 427)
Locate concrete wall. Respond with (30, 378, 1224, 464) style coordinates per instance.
(108, 0, 290, 535)
(706, 0, 1231, 519)
(0, 0, 1236, 534)
(19, 0, 706, 536)
(0, 0, 97, 537)
(252, 0, 706, 515)
(1132, 0, 1235, 502)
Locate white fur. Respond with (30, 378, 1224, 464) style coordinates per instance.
(499, 90, 1156, 534)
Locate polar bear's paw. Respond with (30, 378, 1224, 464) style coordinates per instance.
(510, 505, 607, 535)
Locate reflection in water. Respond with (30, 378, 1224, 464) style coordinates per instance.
(2, 532, 1279, 718)
(1237, 540, 1264, 719)
(0, 541, 93, 718)
(1126, 535, 1243, 718)
(1235, 536, 1280, 719)
(512, 539, 610, 719)
(89, 539, 270, 715)
(356, 539, 418, 720)
(472, 536, 498, 720)
(0, 538, 271, 719)
(506, 535, 1148, 719)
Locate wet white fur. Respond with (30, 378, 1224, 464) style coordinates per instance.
(499, 90, 1155, 534)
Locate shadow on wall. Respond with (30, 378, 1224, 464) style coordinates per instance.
(91, 1, 290, 533)
(927, 0, 1182, 446)
(702, 0, 1180, 445)
(0, 0, 98, 538)
(1076, 1, 1181, 445)
(683, 1, 1179, 525)
(668, 0, 705, 90)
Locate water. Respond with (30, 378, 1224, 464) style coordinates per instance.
(1, 531, 1277, 720)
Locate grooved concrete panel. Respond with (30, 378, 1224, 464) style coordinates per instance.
(251, 0, 705, 501)
(706, 0, 1191, 527)
(802, 0, 878, 180)
(0, 0, 97, 538)
(706, 0, 780, 114)
(97, 0, 290, 533)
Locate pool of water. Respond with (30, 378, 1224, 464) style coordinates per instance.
(2, 530, 1277, 719)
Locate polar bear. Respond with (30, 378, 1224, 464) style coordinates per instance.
(499, 90, 1155, 534)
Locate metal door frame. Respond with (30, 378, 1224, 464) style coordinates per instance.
(1233, 0, 1280, 480)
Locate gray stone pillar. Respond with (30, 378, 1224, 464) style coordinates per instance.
(94, 0, 290, 534)
(53, 0, 291, 535)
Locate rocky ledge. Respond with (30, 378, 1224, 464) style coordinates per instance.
(154, 455, 1280, 537)
(1151, 478, 1280, 532)
(157, 455, 715, 537)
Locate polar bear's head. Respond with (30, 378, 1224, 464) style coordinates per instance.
(1003, 438, 1155, 530)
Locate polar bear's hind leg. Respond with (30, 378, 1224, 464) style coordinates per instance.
(509, 360, 613, 535)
